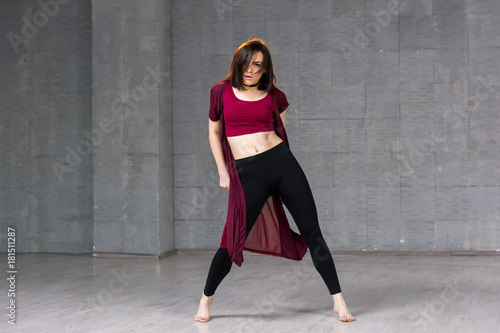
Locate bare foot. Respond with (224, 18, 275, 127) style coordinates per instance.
(332, 293, 356, 322)
(193, 292, 213, 323)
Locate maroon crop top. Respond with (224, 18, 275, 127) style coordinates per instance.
(209, 83, 289, 137)
(207, 80, 307, 267)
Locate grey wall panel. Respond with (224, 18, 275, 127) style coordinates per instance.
(333, 153, 367, 187)
(398, 0, 433, 16)
(298, 152, 333, 188)
(333, 186, 367, 223)
(401, 186, 435, 221)
(92, 0, 173, 255)
(299, 120, 334, 153)
(3, 0, 500, 254)
(365, 51, 400, 119)
(434, 220, 469, 251)
(467, 0, 500, 15)
(434, 0, 466, 15)
(332, 119, 367, 153)
(435, 187, 470, 222)
(332, 0, 364, 18)
(434, 14, 468, 50)
(400, 15, 434, 50)
(469, 187, 500, 250)
(0, 0, 92, 253)
(436, 151, 470, 187)
(266, 0, 299, 20)
(367, 118, 400, 154)
(328, 219, 367, 251)
(401, 220, 435, 251)
(234, 0, 267, 21)
(434, 48, 468, 83)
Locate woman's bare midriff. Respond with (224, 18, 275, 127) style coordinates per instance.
(227, 131, 283, 160)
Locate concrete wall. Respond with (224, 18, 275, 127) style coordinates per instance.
(1, 0, 499, 254)
(0, 0, 174, 256)
(0, 0, 93, 252)
(173, 0, 500, 252)
(92, 0, 174, 255)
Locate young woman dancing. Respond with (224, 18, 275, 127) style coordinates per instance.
(193, 38, 355, 323)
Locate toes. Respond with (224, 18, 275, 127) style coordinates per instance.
(193, 314, 210, 323)
(193, 316, 208, 323)
(339, 314, 356, 322)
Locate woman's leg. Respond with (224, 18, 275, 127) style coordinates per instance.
(203, 248, 233, 297)
(195, 159, 272, 322)
(194, 166, 270, 322)
(194, 248, 232, 322)
(201, 169, 270, 297)
(275, 154, 355, 321)
(276, 158, 341, 295)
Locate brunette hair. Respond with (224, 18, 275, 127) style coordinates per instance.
(225, 38, 276, 92)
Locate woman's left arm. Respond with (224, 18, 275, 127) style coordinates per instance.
(280, 110, 286, 128)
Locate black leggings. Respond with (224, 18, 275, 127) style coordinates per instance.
(203, 142, 341, 296)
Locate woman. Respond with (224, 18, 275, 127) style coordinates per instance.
(193, 38, 355, 323)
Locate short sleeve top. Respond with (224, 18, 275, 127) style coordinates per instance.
(209, 83, 289, 124)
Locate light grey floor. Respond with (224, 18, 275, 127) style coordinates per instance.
(1, 252, 499, 333)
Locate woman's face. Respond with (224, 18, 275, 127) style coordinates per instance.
(242, 52, 265, 86)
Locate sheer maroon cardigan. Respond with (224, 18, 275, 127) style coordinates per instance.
(208, 80, 308, 267)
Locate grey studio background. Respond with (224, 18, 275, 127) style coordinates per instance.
(1, 0, 499, 256)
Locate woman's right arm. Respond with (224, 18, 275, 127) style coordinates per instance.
(208, 119, 230, 191)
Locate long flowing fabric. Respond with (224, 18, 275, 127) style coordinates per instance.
(212, 80, 308, 266)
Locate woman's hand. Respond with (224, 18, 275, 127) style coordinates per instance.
(209, 119, 230, 191)
(219, 170, 230, 191)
